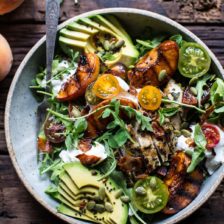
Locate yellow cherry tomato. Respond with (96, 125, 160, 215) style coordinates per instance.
(138, 85, 162, 110)
(92, 74, 121, 99)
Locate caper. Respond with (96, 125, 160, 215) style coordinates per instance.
(95, 204, 105, 213)
(173, 129, 181, 136)
(87, 201, 96, 211)
(149, 177, 157, 189)
(120, 196, 130, 203)
(181, 121, 189, 129)
(181, 129, 192, 137)
(105, 202, 113, 213)
(135, 186, 146, 196)
(190, 87, 198, 96)
(189, 76, 199, 86)
(115, 189, 123, 199)
(98, 186, 106, 201)
(158, 70, 167, 82)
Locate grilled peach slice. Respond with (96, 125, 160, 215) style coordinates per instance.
(57, 53, 100, 101)
(128, 40, 179, 88)
(163, 151, 204, 214)
(85, 97, 137, 138)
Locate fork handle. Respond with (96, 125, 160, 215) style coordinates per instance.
(45, 0, 60, 91)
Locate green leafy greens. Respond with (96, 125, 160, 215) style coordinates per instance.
(169, 34, 183, 47)
(158, 107, 179, 125)
(187, 124, 206, 173)
(210, 78, 224, 104)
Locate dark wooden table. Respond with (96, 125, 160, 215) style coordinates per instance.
(0, 1, 224, 223)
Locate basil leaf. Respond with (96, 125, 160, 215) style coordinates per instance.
(210, 78, 224, 104)
(187, 147, 205, 173)
(194, 123, 207, 149)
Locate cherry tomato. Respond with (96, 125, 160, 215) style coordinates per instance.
(178, 42, 211, 78)
(202, 124, 220, 150)
(138, 85, 162, 110)
(44, 117, 66, 143)
(92, 74, 121, 99)
(132, 176, 169, 214)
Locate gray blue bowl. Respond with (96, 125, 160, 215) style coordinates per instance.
(5, 8, 224, 224)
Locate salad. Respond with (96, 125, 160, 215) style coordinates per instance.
(31, 14, 224, 224)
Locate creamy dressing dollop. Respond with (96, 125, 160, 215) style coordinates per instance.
(59, 142, 107, 165)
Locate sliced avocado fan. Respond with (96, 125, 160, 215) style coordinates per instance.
(59, 15, 139, 67)
(47, 162, 128, 224)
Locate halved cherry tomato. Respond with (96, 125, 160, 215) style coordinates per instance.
(92, 74, 121, 99)
(132, 176, 169, 214)
(202, 124, 220, 150)
(138, 85, 162, 110)
(178, 42, 211, 78)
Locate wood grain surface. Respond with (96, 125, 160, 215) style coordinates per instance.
(0, 0, 224, 224)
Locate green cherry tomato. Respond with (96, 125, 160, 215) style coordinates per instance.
(132, 176, 169, 214)
(178, 42, 211, 78)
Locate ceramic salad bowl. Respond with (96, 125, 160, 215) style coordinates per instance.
(5, 8, 224, 224)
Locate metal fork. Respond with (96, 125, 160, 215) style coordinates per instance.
(36, 0, 60, 132)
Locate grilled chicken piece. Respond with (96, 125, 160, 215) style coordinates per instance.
(163, 152, 204, 214)
(57, 53, 100, 101)
(128, 40, 179, 88)
(121, 124, 175, 174)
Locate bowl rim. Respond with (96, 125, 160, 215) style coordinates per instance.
(4, 7, 224, 224)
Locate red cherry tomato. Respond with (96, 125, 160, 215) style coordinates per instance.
(202, 124, 220, 150)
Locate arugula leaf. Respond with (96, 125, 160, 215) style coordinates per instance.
(135, 35, 165, 56)
(113, 129, 129, 147)
(187, 147, 204, 173)
(194, 124, 207, 149)
(94, 140, 117, 180)
(214, 106, 224, 113)
(158, 107, 179, 125)
(74, 117, 88, 134)
(45, 185, 59, 198)
(169, 34, 183, 47)
(196, 74, 211, 107)
(187, 124, 206, 173)
(210, 78, 224, 104)
(124, 106, 153, 132)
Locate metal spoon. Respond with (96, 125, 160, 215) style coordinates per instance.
(37, 0, 60, 133)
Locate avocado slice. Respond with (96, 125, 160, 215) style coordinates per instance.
(59, 172, 98, 195)
(60, 28, 90, 41)
(67, 21, 98, 34)
(57, 204, 99, 223)
(49, 189, 97, 223)
(59, 15, 139, 67)
(63, 162, 128, 224)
